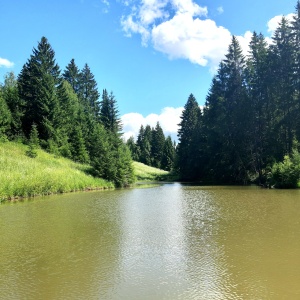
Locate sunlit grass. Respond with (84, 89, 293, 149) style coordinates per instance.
(0, 142, 114, 202)
(133, 161, 173, 181)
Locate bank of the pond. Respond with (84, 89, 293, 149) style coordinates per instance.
(0, 142, 114, 202)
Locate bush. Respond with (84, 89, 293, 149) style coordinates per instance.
(270, 150, 300, 188)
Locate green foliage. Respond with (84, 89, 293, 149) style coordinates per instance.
(0, 90, 11, 139)
(161, 136, 175, 171)
(18, 36, 61, 142)
(133, 161, 170, 182)
(26, 123, 39, 158)
(0, 142, 114, 202)
(270, 150, 300, 188)
(151, 122, 165, 168)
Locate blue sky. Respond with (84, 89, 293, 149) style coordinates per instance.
(0, 0, 297, 140)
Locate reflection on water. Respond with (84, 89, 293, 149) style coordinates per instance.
(0, 185, 300, 299)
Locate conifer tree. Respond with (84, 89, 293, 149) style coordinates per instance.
(63, 59, 81, 94)
(2, 72, 24, 138)
(269, 17, 295, 157)
(18, 36, 61, 144)
(151, 122, 165, 168)
(176, 94, 201, 179)
(78, 63, 100, 117)
(161, 136, 175, 171)
(0, 91, 11, 140)
(100, 89, 122, 133)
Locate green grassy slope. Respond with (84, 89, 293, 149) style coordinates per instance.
(0, 142, 114, 202)
(133, 161, 173, 181)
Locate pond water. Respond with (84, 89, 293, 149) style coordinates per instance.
(1, 184, 300, 299)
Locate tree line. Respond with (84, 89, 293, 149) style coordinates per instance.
(0, 37, 134, 187)
(126, 122, 176, 171)
(176, 1, 300, 187)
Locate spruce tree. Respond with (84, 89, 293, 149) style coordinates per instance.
(63, 59, 81, 94)
(100, 89, 122, 133)
(2, 72, 24, 138)
(269, 17, 295, 157)
(151, 122, 165, 168)
(176, 94, 201, 179)
(161, 136, 175, 171)
(0, 90, 11, 140)
(18, 36, 61, 144)
(78, 63, 100, 118)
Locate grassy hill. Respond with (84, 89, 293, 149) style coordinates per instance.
(0, 142, 177, 202)
(133, 161, 175, 182)
(0, 142, 114, 202)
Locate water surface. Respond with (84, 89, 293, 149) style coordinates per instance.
(1, 184, 300, 299)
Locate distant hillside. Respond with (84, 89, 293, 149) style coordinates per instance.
(133, 161, 175, 182)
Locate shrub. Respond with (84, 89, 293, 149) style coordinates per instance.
(270, 150, 300, 188)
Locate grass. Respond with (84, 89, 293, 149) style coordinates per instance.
(0, 141, 114, 202)
(133, 161, 177, 182)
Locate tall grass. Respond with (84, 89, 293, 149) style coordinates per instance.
(133, 161, 173, 181)
(0, 142, 114, 202)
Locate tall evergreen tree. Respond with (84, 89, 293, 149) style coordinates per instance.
(18, 36, 61, 144)
(176, 93, 201, 180)
(78, 63, 100, 118)
(269, 17, 295, 157)
(151, 122, 165, 168)
(0, 90, 11, 140)
(2, 72, 24, 138)
(161, 136, 175, 171)
(100, 89, 122, 133)
(63, 58, 81, 94)
(246, 32, 272, 183)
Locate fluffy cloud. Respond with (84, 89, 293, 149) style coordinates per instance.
(267, 13, 295, 35)
(0, 57, 14, 68)
(121, 1, 297, 69)
(152, 15, 231, 68)
(121, 106, 183, 141)
(120, 0, 258, 69)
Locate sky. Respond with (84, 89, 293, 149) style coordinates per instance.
(0, 0, 297, 141)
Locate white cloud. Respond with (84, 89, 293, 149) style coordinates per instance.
(121, 1, 296, 70)
(267, 13, 295, 35)
(152, 14, 231, 68)
(120, 0, 254, 69)
(121, 106, 183, 141)
(0, 57, 14, 68)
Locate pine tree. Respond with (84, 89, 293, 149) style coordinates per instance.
(151, 122, 165, 168)
(100, 89, 122, 133)
(18, 36, 61, 144)
(78, 63, 100, 118)
(176, 94, 201, 179)
(2, 72, 24, 138)
(246, 32, 272, 183)
(126, 136, 139, 160)
(269, 17, 295, 157)
(291, 1, 300, 142)
(160, 136, 175, 171)
(0, 90, 11, 140)
(203, 37, 252, 183)
(63, 59, 81, 94)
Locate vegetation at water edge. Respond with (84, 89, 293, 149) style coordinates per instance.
(0, 142, 114, 202)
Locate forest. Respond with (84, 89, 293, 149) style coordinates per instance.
(2, 1, 300, 189)
(0, 37, 134, 187)
(174, 1, 300, 188)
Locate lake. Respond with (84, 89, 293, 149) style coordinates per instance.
(1, 184, 300, 299)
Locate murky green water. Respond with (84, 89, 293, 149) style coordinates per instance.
(1, 184, 300, 299)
